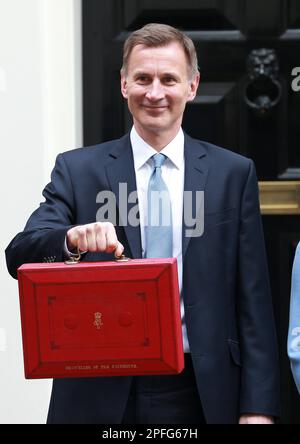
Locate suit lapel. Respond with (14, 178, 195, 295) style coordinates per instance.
(105, 134, 142, 259)
(182, 134, 210, 258)
(104, 133, 209, 260)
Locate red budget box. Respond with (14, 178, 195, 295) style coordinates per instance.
(17, 258, 184, 379)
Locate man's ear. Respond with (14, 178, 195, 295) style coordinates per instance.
(121, 72, 128, 99)
(187, 73, 200, 102)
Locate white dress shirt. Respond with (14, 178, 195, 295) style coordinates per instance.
(131, 126, 190, 352)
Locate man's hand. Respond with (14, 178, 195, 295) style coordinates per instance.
(67, 222, 124, 257)
(239, 414, 274, 424)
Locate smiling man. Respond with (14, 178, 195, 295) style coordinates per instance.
(6, 23, 280, 424)
(120, 40, 199, 149)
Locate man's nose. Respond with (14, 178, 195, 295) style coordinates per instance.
(145, 80, 164, 100)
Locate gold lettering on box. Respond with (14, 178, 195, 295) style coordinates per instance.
(65, 365, 92, 371)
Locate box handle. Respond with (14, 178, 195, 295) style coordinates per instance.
(65, 249, 81, 265)
(115, 254, 131, 262)
(65, 249, 131, 265)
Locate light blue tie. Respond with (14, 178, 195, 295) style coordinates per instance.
(145, 154, 173, 258)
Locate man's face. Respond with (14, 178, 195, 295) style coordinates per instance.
(121, 42, 200, 139)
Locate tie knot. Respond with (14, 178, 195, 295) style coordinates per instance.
(152, 153, 166, 169)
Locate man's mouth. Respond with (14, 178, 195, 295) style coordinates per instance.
(142, 105, 168, 110)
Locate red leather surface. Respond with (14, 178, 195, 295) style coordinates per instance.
(17, 258, 184, 379)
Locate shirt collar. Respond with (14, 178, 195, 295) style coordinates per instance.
(130, 126, 184, 171)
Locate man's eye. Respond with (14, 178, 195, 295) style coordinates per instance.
(164, 77, 176, 84)
(136, 76, 149, 83)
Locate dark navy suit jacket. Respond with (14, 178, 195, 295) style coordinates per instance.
(5, 133, 280, 423)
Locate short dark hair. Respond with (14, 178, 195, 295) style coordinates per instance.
(121, 23, 199, 79)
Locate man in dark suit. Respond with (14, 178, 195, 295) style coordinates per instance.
(6, 23, 280, 424)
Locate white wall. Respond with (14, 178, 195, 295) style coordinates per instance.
(0, 0, 83, 423)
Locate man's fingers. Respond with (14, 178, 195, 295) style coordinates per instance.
(114, 241, 124, 258)
(105, 225, 119, 253)
(86, 225, 98, 252)
(67, 223, 124, 256)
(76, 227, 88, 252)
(67, 226, 84, 251)
(103, 223, 124, 257)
